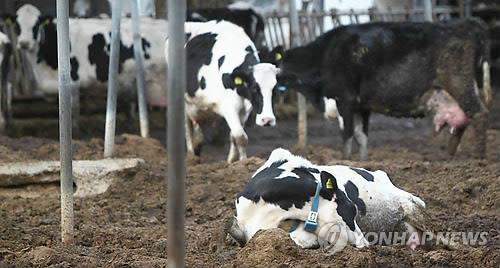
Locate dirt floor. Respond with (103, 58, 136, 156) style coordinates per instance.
(1, 97, 500, 267)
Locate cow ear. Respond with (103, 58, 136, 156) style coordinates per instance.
(222, 72, 248, 89)
(320, 171, 337, 191)
(222, 73, 234, 89)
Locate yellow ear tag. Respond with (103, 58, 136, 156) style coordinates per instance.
(5, 18, 12, 25)
(234, 76, 243, 86)
(44, 19, 51, 25)
(275, 52, 282, 61)
(326, 178, 334, 189)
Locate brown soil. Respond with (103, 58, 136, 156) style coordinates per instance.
(1, 97, 500, 267)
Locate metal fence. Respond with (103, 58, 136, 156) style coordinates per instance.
(262, 7, 462, 49)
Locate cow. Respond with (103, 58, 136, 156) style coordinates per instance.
(227, 148, 428, 253)
(277, 19, 492, 161)
(165, 20, 279, 163)
(186, 7, 266, 51)
(13, 4, 167, 106)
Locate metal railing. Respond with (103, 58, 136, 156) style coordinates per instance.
(262, 6, 461, 49)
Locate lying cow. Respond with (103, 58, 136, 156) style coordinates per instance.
(186, 7, 266, 51)
(228, 148, 428, 253)
(13, 4, 166, 105)
(278, 19, 492, 160)
(165, 21, 279, 163)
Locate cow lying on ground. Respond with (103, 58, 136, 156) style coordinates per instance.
(227, 148, 428, 253)
(12, 4, 167, 106)
(186, 7, 266, 51)
(165, 21, 279, 163)
(278, 19, 492, 160)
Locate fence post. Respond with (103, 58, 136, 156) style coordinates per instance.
(56, 0, 74, 245)
(131, 0, 150, 138)
(423, 0, 433, 22)
(464, 0, 472, 18)
(104, 0, 123, 158)
(289, 0, 307, 147)
(166, 0, 187, 267)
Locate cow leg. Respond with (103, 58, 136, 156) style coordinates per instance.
(353, 111, 370, 161)
(472, 111, 488, 159)
(185, 114, 203, 156)
(289, 223, 320, 249)
(223, 110, 248, 163)
(338, 105, 354, 160)
(71, 85, 80, 137)
(185, 114, 195, 155)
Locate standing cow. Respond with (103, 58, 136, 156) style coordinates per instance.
(278, 19, 492, 160)
(165, 20, 279, 163)
(228, 148, 427, 252)
(186, 7, 266, 51)
(14, 4, 167, 106)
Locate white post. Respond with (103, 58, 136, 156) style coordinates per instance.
(56, 0, 74, 245)
(423, 0, 433, 22)
(289, 0, 307, 147)
(104, 0, 123, 158)
(131, 0, 150, 138)
(464, 0, 472, 18)
(166, 0, 186, 267)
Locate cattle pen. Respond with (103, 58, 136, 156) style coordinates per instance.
(0, 0, 500, 267)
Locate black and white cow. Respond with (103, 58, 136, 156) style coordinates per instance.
(14, 4, 166, 105)
(228, 148, 427, 252)
(165, 20, 279, 163)
(278, 19, 492, 160)
(186, 7, 266, 51)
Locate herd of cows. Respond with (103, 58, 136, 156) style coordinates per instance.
(0, 4, 495, 253)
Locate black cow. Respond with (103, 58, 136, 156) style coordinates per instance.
(278, 19, 492, 160)
(186, 7, 266, 50)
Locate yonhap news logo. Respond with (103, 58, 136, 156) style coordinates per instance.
(317, 222, 488, 252)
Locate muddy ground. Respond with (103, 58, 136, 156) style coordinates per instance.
(0, 97, 500, 267)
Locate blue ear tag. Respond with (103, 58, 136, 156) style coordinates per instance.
(277, 85, 287, 92)
(304, 181, 322, 232)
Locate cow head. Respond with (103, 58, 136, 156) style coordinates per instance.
(223, 63, 279, 127)
(276, 46, 325, 108)
(16, 4, 46, 51)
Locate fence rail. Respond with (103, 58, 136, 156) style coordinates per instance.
(263, 7, 462, 49)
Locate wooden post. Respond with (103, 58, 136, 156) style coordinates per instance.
(104, 0, 123, 158)
(131, 0, 150, 138)
(289, 0, 307, 147)
(166, 0, 187, 267)
(56, 0, 74, 245)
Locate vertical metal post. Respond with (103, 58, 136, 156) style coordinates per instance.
(464, 0, 472, 18)
(289, 0, 307, 147)
(104, 0, 123, 158)
(166, 0, 186, 267)
(423, 0, 433, 22)
(56, 0, 74, 245)
(131, 0, 150, 138)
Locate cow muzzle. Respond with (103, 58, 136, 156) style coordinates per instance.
(256, 115, 276, 127)
(18, 40, 30, 50)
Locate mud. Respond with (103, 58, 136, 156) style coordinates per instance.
(1, 97, 500, 267)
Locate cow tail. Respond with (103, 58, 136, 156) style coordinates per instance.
(482, 60, 492, 108)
